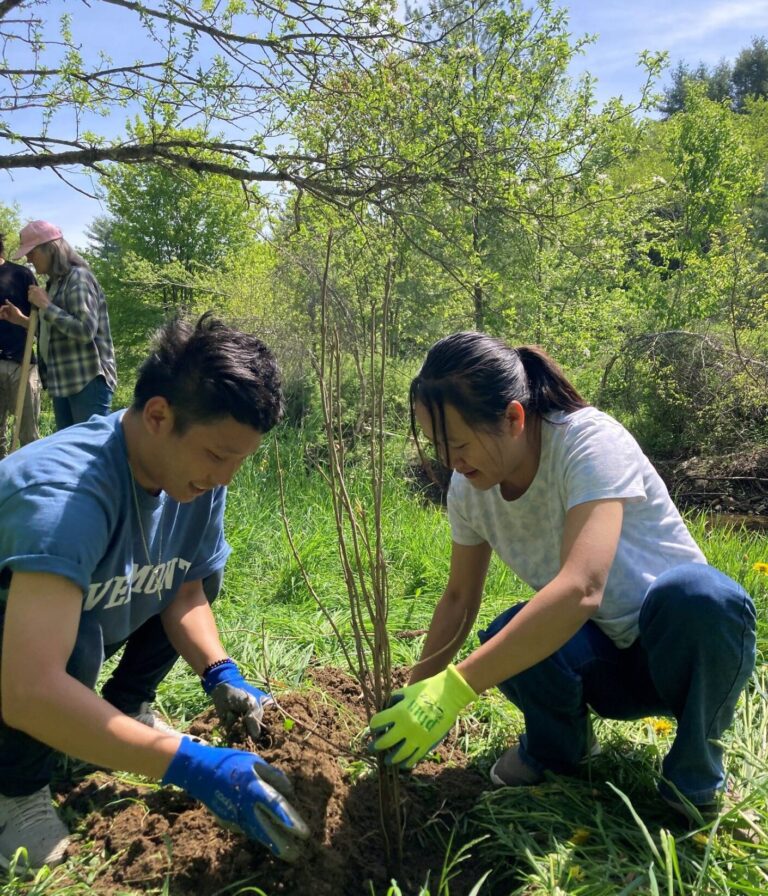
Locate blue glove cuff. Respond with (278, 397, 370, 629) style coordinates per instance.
(201, 658, 241, 694)
(162, 735, 210, 789)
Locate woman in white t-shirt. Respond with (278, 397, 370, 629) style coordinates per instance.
(370, 331, 756, 821)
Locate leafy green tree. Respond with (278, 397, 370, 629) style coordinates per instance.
(289, 0, 662, 345)
(93, 126, 258, 311)
(668, 87, 755, 253)
(661, 38, 768, 116)
(600, 85, 760, 331)
(84, 129, 267, 379)
(739, 97, 768, 250)
(732, 37, 768, 111)
(592, 85, 768, 458)
(101, 141, 256, 270)
(0, 202, 21, 255)
(85, 216, 122, 263)
(660, 59, 732, 116)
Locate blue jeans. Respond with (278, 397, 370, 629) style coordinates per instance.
(0, 570, 222, 796)
(478, 563, 756, 805)
(52, 375, 113, 430)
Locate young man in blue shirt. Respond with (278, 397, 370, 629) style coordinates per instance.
(0, 314, 309, 870)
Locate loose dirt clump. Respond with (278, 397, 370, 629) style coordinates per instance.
(55, 668, 488, 895)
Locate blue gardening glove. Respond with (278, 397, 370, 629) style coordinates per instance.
(163, 736, 310, 862)
(369, 664, 477, 769)
(202, 659, 274, 739)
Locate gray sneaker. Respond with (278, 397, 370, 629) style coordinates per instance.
(128, 702, 205, 743)
(0, 786, 69, 870)
(489, 745, 544, 786)
(490, 738, 602, 787)
(128, 702, 183, 737)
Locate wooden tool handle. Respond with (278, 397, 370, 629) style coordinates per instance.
(10, 306, 39, 453)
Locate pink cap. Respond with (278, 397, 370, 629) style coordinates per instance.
(12, 220, 64, 260)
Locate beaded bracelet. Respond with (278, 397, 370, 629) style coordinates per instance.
(202, 657, 234, 678)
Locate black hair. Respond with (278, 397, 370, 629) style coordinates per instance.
(0, 233, 5, 258)
(409, 331, 588, 467)
(133, 313, 285, 434)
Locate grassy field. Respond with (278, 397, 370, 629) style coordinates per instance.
(3, 429, 767, 895)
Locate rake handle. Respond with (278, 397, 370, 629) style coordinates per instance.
(10, 306, 39, 453)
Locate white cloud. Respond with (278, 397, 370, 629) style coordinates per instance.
(658, 1, 768, 46)
(566, 0, 768, 102)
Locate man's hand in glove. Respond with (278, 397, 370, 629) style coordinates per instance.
(369, 664, 477, 769)
(163, 736, 310, 862)
(202, 659, 273, 739)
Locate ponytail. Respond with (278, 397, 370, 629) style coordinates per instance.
(516, 346, 587, 416)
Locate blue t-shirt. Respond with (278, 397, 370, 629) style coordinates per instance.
(0, 411, 231, 645)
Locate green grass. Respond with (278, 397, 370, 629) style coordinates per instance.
(3, 431, 767, 895)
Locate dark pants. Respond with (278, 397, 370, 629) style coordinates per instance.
(0, 570, 222, 796)
(51, 374, 113, 431)
(478, 563, 756, 805)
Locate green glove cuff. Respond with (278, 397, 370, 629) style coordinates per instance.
(443, 663, 478, 711)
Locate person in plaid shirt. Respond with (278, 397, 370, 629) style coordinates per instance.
(4, 220, 116, 430)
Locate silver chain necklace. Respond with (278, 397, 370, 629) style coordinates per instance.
(129, 468, 166, 578)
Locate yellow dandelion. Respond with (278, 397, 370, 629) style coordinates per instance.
(569, 865, 585, 881)
(645, 717, 674, 736)
(569, 827, 591, 845)
(752, 562, 768, 575)
(692, 832, 710, 847)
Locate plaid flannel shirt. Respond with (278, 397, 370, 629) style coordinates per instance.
(39, 266, 117, 397)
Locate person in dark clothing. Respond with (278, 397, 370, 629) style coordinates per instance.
(0, 232, 40, 456)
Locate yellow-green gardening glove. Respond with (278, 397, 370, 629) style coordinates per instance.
(368, 664, 478, 769)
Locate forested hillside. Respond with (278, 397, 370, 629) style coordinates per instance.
(3, 0, 768, 469)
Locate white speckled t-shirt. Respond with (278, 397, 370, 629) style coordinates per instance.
(448, 407, 706, 647)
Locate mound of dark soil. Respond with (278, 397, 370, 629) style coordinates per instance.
(55, 668, 488, 895)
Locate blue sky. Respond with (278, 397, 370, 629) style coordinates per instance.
(3, 0, 768, 250)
